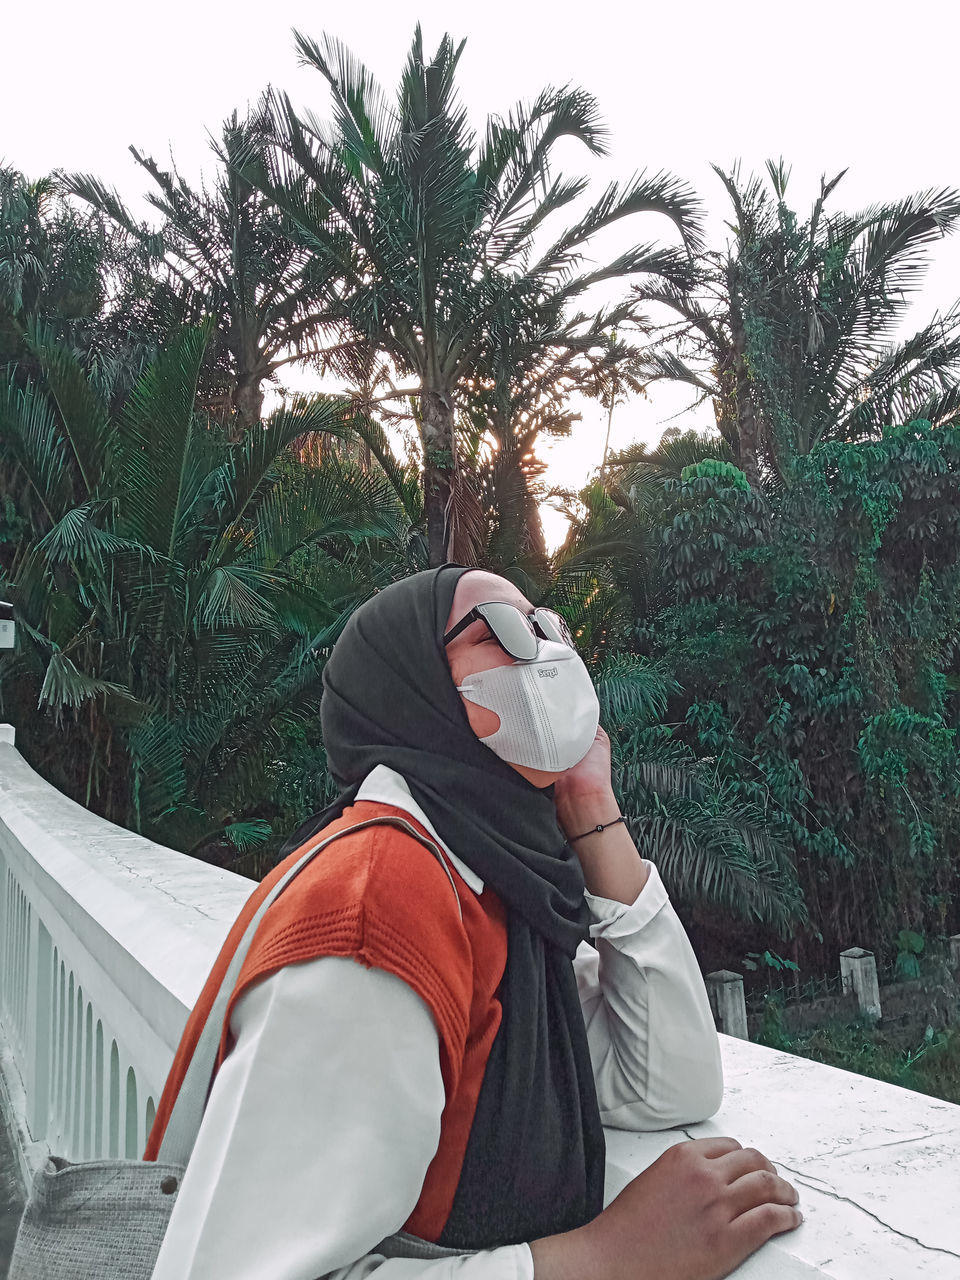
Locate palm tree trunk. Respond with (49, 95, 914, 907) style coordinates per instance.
(420, 386, 456, 567)
(525, 512, 548, 563)
(519, 471, 548, 564)
(232, 374, 264, 441)
(732, 322, 761, 489)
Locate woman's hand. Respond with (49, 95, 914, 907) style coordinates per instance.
(554, 726, 616, 823)
(553, 726, 647, 901)
(530, 1137, 801, 1280)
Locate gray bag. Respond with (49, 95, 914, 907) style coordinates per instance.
(8, 815, 468, 1278)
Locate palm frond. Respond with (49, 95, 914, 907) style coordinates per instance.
(193, 565, 280, 632)
(292, 30, 396, 172)
(630, 807, 805, 930)
(128, 714, 188, 831)
(115, 324, 211, 558)
(26, 322, 111, 500)
(219, 394, 352, 526)
(38, 650, 138, 713)
(35, 502, 168, 569)
(533, 171, 703, 280)
(223, 819, 274, 852)
(594, 653, 673, 727)
(0, 374, 75, 524)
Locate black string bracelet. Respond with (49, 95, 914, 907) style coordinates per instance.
(569, 815, 627, 843)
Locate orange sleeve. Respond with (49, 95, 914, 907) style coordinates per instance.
(145, 807, 474, 1161)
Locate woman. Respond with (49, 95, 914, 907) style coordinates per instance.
(146, 565, 801, 1280)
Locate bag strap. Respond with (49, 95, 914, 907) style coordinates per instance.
(158, 814, 461, 1166)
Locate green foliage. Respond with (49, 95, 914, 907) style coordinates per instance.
(5, 34, 960, 985)
(585, 647, 807, 932)
(0, 327, 407, 862)
(0, 167, 164, 403)
(0, 499, 27, 546)
(894, 929, 926, 979)
(569, 415, 960, 961)
(69, 110, 342, 439)
(679, 459, 751, 491)
(0, 168, 110, 340)
(755, 1015, 960, 1107)
(634, 163, 960, 484)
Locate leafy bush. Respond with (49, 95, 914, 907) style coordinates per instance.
(644, 421, 960, 962)
(756, 1012, 960, 1107)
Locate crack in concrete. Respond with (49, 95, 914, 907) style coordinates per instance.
(779, 1163, 960, 1261)
(810, 1128, 960, 1162)
(16, 819, 221, 923)
(101, 858, 219, 920)
(676, 1129, 960, 1262)
(4, 764, 227, 924)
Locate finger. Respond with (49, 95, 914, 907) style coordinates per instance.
(690, 1136, 743, 1159)
(715, 1146, 778, 1181)
(729, 1201, 804, 1255)
(728, 1169, 800, 1219)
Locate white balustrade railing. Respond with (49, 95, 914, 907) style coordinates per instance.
(2, 726, 960, 1277)
(0, 728, 250, 1179)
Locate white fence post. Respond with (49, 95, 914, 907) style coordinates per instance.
(24, 909, 47, 1140)
(840, 947, 881, 1021)
(706, 970, 749, 1039)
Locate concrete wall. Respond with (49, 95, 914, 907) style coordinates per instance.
(0, 735, 250, 1181)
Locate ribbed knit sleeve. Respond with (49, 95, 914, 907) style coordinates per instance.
(227, 819, 476, 1098)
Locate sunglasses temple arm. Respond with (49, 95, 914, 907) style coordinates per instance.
(442, 612, 475, 646)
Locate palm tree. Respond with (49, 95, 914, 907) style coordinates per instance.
(0, 322, 402, 857)
(633, 163, 960, 485)
(610, 698, 806, 934)
(68, 110, 340, 440)
(253, 26, 702, 566)
(0, 167, 146, 380)
(460, 292, 650, 574)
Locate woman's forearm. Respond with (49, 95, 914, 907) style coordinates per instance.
(554, 786, 648, 904)
(552, 727, 648, 904)
(529, 1224, 596, 1280)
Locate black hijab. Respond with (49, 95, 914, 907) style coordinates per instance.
(279, 564, 605, 1247)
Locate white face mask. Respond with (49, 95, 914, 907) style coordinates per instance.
(456, 640, 600, 772)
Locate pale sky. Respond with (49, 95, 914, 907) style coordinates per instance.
(4, 0, 957, 548)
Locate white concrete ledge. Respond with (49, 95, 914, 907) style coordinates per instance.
(2, 734, 959, 1277)
(0, 739, 251, 1166)
(606, 1036, 960, 1277)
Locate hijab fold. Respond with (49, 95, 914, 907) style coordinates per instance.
(279, 565, 605, 1246)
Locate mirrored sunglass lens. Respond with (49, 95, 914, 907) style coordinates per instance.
(536, 608, 575, 647)
(479, 602, 539, 659)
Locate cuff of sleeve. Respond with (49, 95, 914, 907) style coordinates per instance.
(584, 861, 669, 941)
(514, 1243, 534, 1280)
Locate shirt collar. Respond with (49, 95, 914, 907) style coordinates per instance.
(355, 764, 485, 895)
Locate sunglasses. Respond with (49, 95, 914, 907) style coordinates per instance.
(443, 601, 576, 661)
